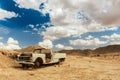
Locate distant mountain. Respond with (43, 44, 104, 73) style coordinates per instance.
(93, 45, 120, 54)
(59, 45, 120, 56)
(16, 45, 42, 52)
(16, 45, 51, 53)
(59, 49, 92, 56)
(0, 49, 18, 56)
(1, 44, 120, 57)
(1, 44, 118, 56)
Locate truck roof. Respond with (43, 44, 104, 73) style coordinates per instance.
(33, 48, 51, 54)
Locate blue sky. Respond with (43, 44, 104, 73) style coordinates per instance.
(0, 0, 51, 48)
(0, 0, 120, 50)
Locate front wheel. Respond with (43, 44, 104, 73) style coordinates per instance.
(34, 59, 43, 68)
(22, 64, 29, 69)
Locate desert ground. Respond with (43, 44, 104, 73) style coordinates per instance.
(0, 54, 120, 80)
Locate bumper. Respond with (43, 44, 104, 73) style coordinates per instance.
(19, 61, 34, 65)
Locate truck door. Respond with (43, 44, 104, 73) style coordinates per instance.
(45, 53, 51, 63)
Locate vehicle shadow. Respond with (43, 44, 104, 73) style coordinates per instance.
(12, 63, 60, 70)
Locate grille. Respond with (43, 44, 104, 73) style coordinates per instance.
(19, 56, 31, 62)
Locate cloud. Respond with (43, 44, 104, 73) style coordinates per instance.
(15, 0, 120, 34)
(110, 41, 120, 45)
(85, 35, 94, 40)
(33, 28, 38, 31)
(44, 0, 120, 26)
(42, 20, 113, 41)
(28, 24, 39, 32)
(0, 9, 17, 20)
(15, 0, 120, 26)
(7, 37, 19, 45)
(90, 0, 120, 26)
(64, 46, 73, 50)
(29, 24, 35, 28)
(55, 44, 64, 49)
(42, 25, 87, 40)
(0, 37, 21, 50)
(70, 38, 107, 47)
(0, 37, 3, 40)
(41, 0, 120, 41)
(14, 0, 45, 11)
(15, 0, 120, 35)
(23, 30, 30, 33)
(0, 42, 4, 48)
(101, 33, 120, 40)
(55, 44, 73, 50)
(38, 39, 53, 49)
(15, 0, 120, 49)
(101, 33, 120, 46)
(0, 27, 10, 34)
(68, 0, 120, 26)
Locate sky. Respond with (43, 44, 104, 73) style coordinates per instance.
(0, 0, 120, 50)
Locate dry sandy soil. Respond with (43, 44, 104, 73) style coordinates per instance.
(0, 55, 120, 80)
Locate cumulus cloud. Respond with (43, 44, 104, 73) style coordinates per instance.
(42, 25, 87, 40)
(29, 24, 35, 28)
(42, 20, 110, 40)
(15, 0, 120, 37)
(70, 38, 107, 47)
(23, 30, 30, 33)
(55, 44, 73, 50)
(100, 33, 120, 45)
(0, 42, 4, 48)
(41, 0, 120, 40)
(110, 41, 120, 45)
(91, 0, 120, 26)
(28, 24, 39, 32)
(14, 0, 49, 14)
(0, 27, 10, 34)
(64, 46, 73, 50)
(7, 37, 19, 45)
(0, 37, 3, 40)
(0, 9, 17, 20)
(14, 0, 45, 10)
(15, 0, 120, 31)
(44, 0, 120, 26)
(15, 0, 120, 49)
(101, 33, 120, 40)
(55, 44, 64, 49)
(0, 37, 21, 50)
(38, 39, 53, 49)
(15, 0, 120, 26)
(85, 35, 94, 40)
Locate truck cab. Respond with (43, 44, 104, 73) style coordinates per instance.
(18, 48, 66, 68)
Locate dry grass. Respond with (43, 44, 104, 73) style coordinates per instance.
(0, 49, 18, 56)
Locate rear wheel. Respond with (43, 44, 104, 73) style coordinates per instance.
(59, 58, 65, 62)
(58, 58, 65, 66)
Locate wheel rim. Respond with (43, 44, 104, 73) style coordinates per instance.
(35, 61, 41, 68)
